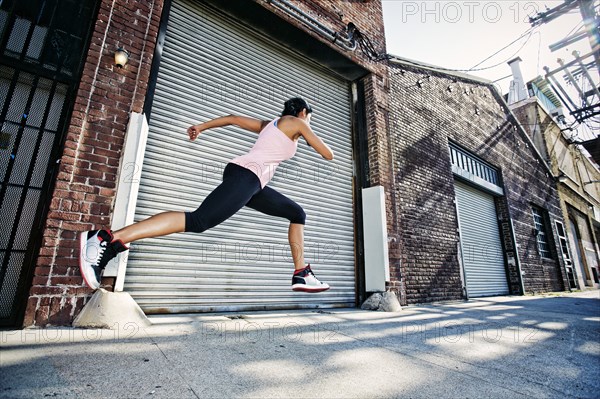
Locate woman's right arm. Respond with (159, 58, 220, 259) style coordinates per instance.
(188, 115, 268, 141)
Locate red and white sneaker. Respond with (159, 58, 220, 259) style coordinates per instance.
(291, 264, 330, 293)
(79, 229, 128, 289)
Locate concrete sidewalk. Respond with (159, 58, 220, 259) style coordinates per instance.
(1, 290, 599, 399)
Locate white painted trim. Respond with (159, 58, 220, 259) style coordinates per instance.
(104, 112, 149, 292)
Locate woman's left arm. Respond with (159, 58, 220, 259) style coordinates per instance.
(188, 115, 268, 141)
(298, 120, 334, 160)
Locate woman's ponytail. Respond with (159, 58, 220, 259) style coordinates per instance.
(281, 97, 312, 117)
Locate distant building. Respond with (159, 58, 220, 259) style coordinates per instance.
(387, 56, 568, 304)
(508, 59, 600, 290)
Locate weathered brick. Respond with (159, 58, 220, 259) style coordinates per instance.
(22, 297, 38, 327)
(388, 62, 566, 303)
(49, 276, 83, 286)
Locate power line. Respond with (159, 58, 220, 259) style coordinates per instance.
(469, 26, 538, 70)
(565, 21, 584, 38)
(391, 28, 538, 74)
(469, 31, 537, 72)
(493, 74, 513, 83)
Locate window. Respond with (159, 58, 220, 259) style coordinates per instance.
(555, 220, 577, 288)
(449, 143, 499, 187)
(554, 221, 571, 263)
(532, 206, 552, 259)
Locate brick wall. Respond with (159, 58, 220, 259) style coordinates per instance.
(24, 0, 164, 327)
(494, 197, 523, 295)
(388, 62, 567, 304)
(269, 0, 387, 72)
(360, 74, 404, 301)
(24, 0, 390, 326)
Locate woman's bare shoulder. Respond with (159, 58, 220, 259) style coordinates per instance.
(276, 115, 305, 139)
(278, 115, 297, 122)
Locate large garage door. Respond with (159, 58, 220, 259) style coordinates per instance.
(455, 180, 508, 298)
(123, 0, 355, 313)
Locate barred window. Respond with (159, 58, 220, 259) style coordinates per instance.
(449, 143, 499, 186)
(532, 206, 552, 259)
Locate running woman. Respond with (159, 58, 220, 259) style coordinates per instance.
(79, 98, 333, 293)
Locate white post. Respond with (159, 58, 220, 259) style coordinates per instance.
(362, 186, 390, 292)
(103, 112, 149, 292)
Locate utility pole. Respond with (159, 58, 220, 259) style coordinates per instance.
(529, 0, 579, 26)
(531, 0, 599, 70)
(530, 0, 600, 123)
(578, 0, 600, 79)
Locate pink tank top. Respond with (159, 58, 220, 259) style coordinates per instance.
(230, 118, 298, 188)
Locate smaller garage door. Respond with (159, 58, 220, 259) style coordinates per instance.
(455, 180, 509, 297)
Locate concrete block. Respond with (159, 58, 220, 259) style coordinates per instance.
(72, 288, 151, 329)
(361, 291, 401, 312)
(379, 291, 402, 312)
(361, 293, 383, 310)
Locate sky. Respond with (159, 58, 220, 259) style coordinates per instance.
(381, 0, 597, 139)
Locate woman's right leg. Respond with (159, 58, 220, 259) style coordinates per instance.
(245, 186, 329, 292)
(112, 211, 185, 245)
(80, 163, 261, 289)
(115, 163, 261, 244)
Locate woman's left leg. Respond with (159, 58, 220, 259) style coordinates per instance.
(245, 186, 307, 269)
(288, 223, 305, 270)
(245, 186, 329, 292)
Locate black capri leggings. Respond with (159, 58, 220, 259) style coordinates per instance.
(185, 163, 306, 233)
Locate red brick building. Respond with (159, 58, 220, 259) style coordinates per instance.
(0, 0, 567, 328)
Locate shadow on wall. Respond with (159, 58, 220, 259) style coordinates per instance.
(397, 126, 463, 302)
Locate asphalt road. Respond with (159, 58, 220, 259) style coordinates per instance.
(1, 290, 599, 398)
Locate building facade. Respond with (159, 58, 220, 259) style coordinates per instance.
(511, 96, 600, 290)
(388, 58, 568, 304)
(0, 0, 570, 328)
(3, 0, 393, 327)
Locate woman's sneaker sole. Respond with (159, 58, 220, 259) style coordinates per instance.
(292, 284, 330, 293)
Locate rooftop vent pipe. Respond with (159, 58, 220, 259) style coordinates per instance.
(508, 57, 529, 104)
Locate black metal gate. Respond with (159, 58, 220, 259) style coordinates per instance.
(0, 0, 99, 327)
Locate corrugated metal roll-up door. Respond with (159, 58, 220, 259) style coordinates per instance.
(454, 180, 509, 297)
(123, 0, 356, 313)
